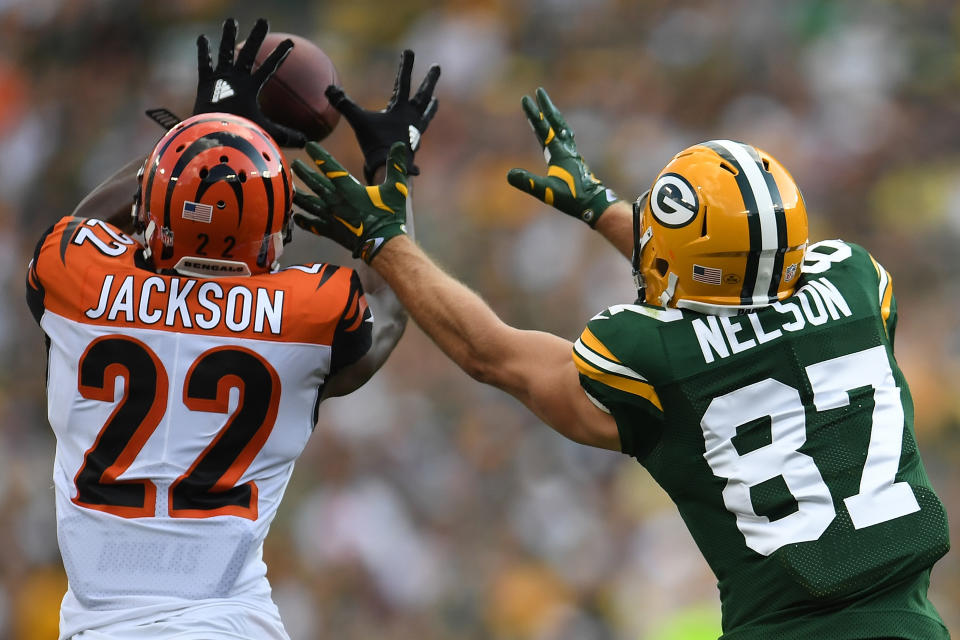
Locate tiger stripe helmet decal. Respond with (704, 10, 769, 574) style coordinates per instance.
(135, 113, 293, 277)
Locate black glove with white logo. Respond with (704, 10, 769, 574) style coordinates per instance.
(146, 18, 306, 148)
(192, 18, 306, 147)
(326, 49, 440, 185)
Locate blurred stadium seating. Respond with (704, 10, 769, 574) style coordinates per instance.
(1, 1, 956, 637)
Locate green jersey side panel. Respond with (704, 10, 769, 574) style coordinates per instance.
(576, 240, 950, 639)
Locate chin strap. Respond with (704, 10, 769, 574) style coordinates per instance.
(141, 220, 156, 260)
(632, 225, 654, 301)
(658, 272, 679, 307)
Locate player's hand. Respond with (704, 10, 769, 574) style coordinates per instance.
(193, 18, 307, 148)
(507, 87, 618, 227)
(326, 49, 440, 184)
(292, 141, 409, 263)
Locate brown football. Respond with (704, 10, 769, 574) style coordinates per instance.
(251, 33, 341, 142)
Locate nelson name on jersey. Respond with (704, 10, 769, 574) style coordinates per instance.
(693, 276, 851, 364)
(85, 273, 284, 335)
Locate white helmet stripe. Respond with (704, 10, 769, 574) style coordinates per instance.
(710, 140, 781, 305)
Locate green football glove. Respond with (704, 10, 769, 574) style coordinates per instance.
(292, 141, 408, 263)
(507, 87, 618, 227)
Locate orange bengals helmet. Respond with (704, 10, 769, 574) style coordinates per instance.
(632, 140, 808, 315)
(134, 113, 293, 277)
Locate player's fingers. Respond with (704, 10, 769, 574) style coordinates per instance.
(303, 142, 353, 182)
(216, 18, 238, 72)
(411, 63, 441, 111)
(292, 210, 331, 234)
(507, 168, 557, 205)
(384, 141, 409, 185)
(418, 97, 438, 133)
(196, 35, 212, 79)
(521, 94, 553, 147)
(292, 193, 329, 213)
(236, 18, 269, 73)
(389, 49, 415, 109)
(253, 38, 293, 85)
(292, 158, 337, 196)
(507, 168, 535, 193)
(536, 87, 571, 139)
(325, 85, 365, 122)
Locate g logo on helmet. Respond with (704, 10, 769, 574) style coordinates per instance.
(650, 173, 699, 228)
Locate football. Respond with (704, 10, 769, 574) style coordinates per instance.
(252, 33, 341, 142)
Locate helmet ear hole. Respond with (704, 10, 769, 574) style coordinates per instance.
(655, 258, 669, 276)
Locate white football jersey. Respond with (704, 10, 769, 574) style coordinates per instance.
(27, 217, 373, 639)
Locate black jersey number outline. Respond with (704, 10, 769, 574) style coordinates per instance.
(74, 337, 281, 520)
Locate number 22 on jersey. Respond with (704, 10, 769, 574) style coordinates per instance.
(701, 345, 920, 556)
(75, 334, 280, 520)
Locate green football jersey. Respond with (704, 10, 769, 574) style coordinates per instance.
(574, 240, 950, 640)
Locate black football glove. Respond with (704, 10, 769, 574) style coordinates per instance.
(507, 87, 618, 227)
(326, 49, 440, 184)
(146, 18, 307, 148)
(292, 141, 409, 263)
(193, 18, 306, 147)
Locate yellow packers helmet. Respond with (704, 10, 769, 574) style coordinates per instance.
(632, 140, 808, 315)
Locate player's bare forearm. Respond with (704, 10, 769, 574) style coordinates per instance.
(371, 236, 506, 383)
(593, 200, 633, 259)
(370, 235, 621, 450)
(72, 156, 144, 232)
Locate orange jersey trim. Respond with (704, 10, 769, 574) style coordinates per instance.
(34, 217, 365, 346)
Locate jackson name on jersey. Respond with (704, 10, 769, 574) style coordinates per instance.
(26, 216, 373, 639)
(573, 240, 950, 640)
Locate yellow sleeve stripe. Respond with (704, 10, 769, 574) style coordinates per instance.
(572, 350, 663, 411)
(579, 327, 620, 362)
(880, 270, 893, 331)
(870, 256, 894, 335)
(365, 186, 394, 213)
(547, 165, 577, 197)
(574, 338, 642, 380)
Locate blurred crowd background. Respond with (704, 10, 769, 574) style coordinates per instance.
(1, 0, 958, 638)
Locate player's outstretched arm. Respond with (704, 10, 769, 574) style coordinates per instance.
(375, 236, 620, 450)
(507, 87, 633, 258)
(293, 142, 621, 449)
(71, 155, 144, 232)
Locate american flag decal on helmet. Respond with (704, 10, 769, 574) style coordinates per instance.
(693, 264, 722, 285)
(182, 200, 213, 223)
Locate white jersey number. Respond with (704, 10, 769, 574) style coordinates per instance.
(701, 345, 919, 555)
